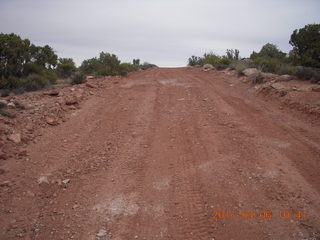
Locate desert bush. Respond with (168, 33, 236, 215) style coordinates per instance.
(0, 89, 10, 97)
(56, 58, 76, 78)
(188, 51, 235, 69)
(188, 56, 202, 66)
(250, 72, 264, 85)
(21, 74, 50, 91)
(126, 63, 140, 72)
(294, 66, 320, 82)
(22, 63, 43, 76)
(96, 68, 110, 77)
(229, 60, 251, 75)
(80, 52, 141, 76)
(71, 73, 86, 85)
(226, 49, 240, 60)
(133, 59, 140, 66)
(218, 57, 232, 66)
(0, 101, 6, 109)
(141, 62, 157, 70)
(252, 57, 279, 73)
(42, 69, 58, 84)
(11, 88, 25, 95)
(250, 43, 286, 60)
(118, 64, 129, 76)
(276, 64, 296, 75)
(215, 64, 228, 70)
(10, 76, 25, 89)
(202, 52, 220, 66)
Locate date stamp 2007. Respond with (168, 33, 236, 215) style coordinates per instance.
(210, 209, 308, 220)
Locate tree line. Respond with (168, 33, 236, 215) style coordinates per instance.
(188, 24, 320, 82)
(0, 33, 156, 95)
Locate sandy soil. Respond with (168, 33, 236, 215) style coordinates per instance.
(0, 67, 320, 240)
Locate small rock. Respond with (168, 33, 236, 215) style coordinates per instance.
(62, 179, 70, 184)
(72, 204, 79, 209)
(65, 97, 78, 105)
(96, 229, 108, 238)
(242, 68, 260, 77)
(38, 176, 49, 185)
(203, 64, 215, 71)
(48, 90, 60, 96)
(277, 74, 293, 82)
(278, 90, 287, 97)
(8, 133, 21, 144)
(45, 116, 59, 126)
(7, 102, 15, 108)
(86, 83, 96, 88)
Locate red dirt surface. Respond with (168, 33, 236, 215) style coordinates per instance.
(1, 68, 320, 240)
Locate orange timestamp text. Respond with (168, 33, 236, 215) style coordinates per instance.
(210, 209, 307, 220)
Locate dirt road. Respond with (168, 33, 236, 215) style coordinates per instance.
(1, 68, 320, 239)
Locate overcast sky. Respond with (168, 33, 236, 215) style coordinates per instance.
(0, 0, 319, 67)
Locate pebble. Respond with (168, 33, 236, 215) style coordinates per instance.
(8, 133, 21, 144)
(7, 102, 15, 108)
(62, 179, 70, 184)
(96, 229, 108, 238)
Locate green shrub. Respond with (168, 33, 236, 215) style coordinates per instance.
(250, 43, 286, 59)
(202, 53, 221, 66)
(56, 58, 76, 78)
(252, 57, 278, 73)
(229, 60, 251, 75)
(215, 64, 228, 70)
(21, 74, 50, 91)
(218, 57, 232, 66)
(226, 49, 240, 60)
(250, 72, 264, 85)
(118, 63, 129, 76)
(310, 72, 320, 83)
(22, 63, 43, 76)
(12, 88, 25, 95)
(141, 62, 157, 70)
(71, 73, 86, 85)
(42, 69, 58, 84)
(96, 68, 109, 77)
(122, 63, 139, 73)
(276, 64, 296, 75)
(188, 56, 202, 66)
(0, 89, 10, 97)
(0, 101, 6, 109)
(6, 76, 22, 89)
(294, 66, 320, 82)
